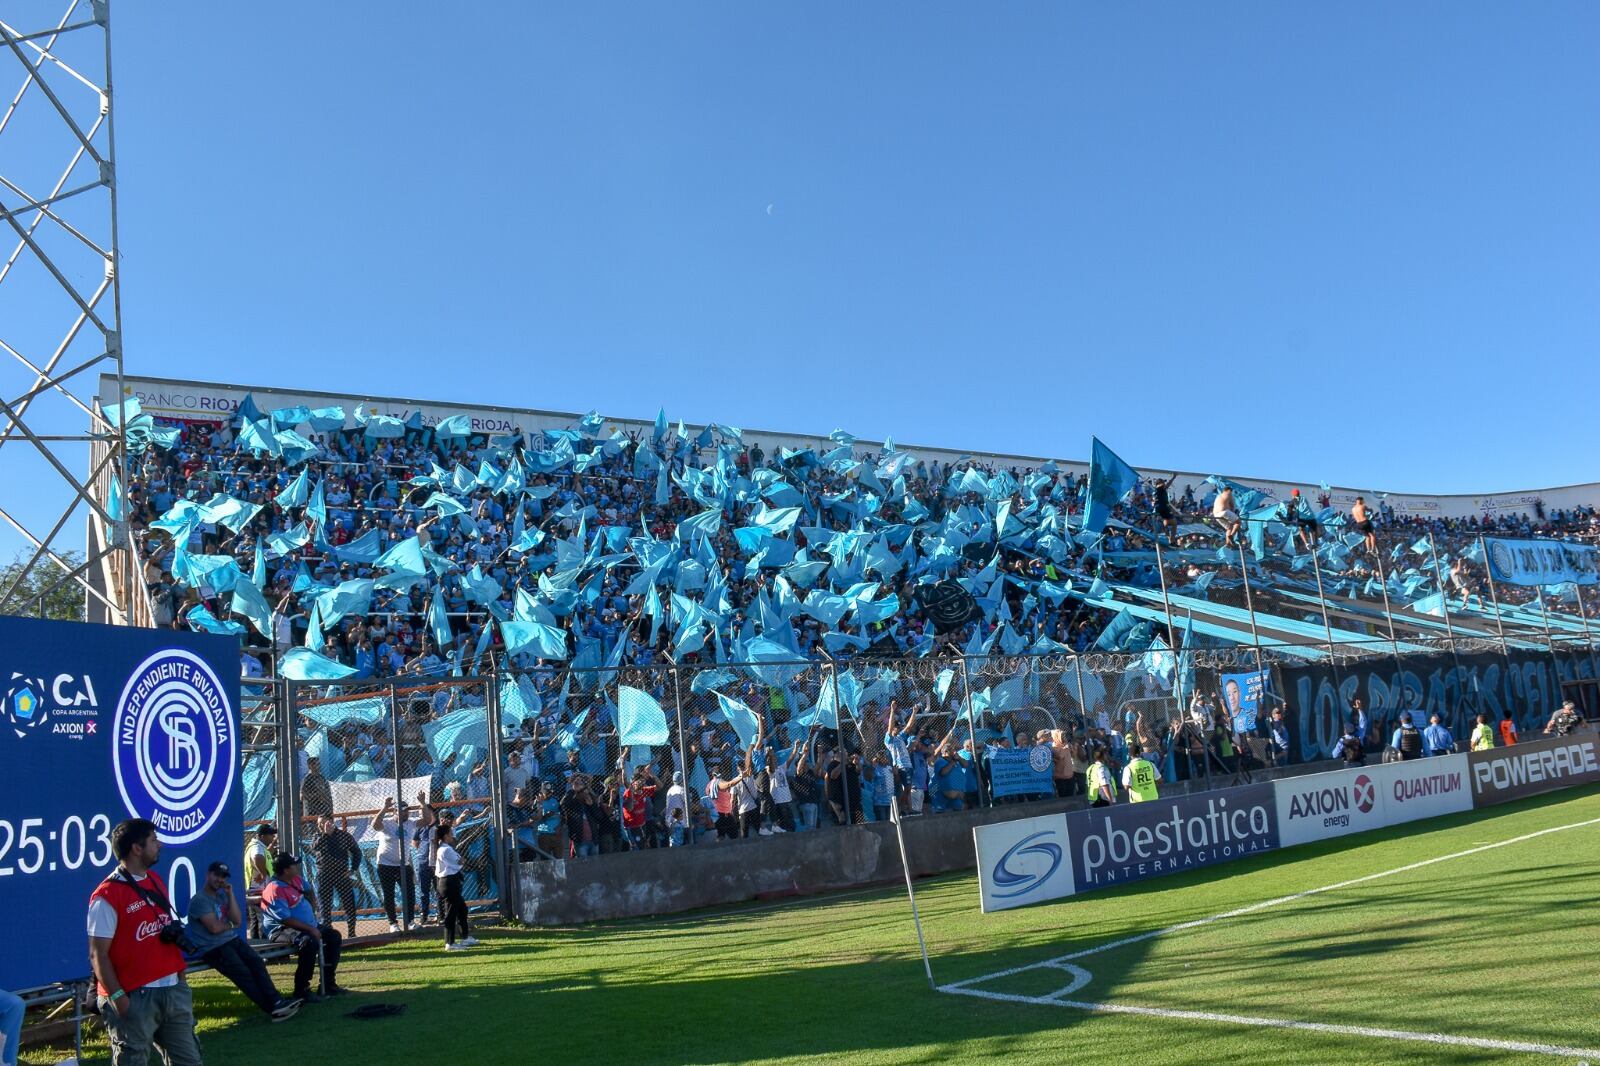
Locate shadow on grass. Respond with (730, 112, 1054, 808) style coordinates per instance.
(39, 786, 1597, 1066)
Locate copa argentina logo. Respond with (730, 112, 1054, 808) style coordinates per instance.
(112, 649, 235, 844)
(991, 830, 1065, 899)
(4, 671, 99, 739)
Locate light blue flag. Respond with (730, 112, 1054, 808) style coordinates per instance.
(152, 501, 201, 541)
(434, 414, 472, 439)
(362, 412, 405, 439)
(713, 691, 762, 748)
(799, 590, 851, 628)
(173, 551, 242, 594)
(752, 505, 801, 534)
(501, 620, 569, 660)
(279, 648, 357, 681)
(1083, 437, 1138, 534)
(196, 493, 261, 533)
(375, 536, 425, 573)
(304, 600, 325, 650)
(935, 668, 955, 703)
(185, 603, 245, 637)
(618, 685, 670, 746)
(423, 492, 467, 517)
(812, 674, 839, 728)
(236, 418, 282, 458)
(316, 579, 374, 625)
(677, 508, 722, 541)
(251, 543, 267, 588)
(429, 587, 454, 648)
(230, 576, 274, 639)
(742, 637, 807, 687)
(306, 479, 327, 529)
(307, 406, 346, 432)
(265, 523, 311, 558)
(274, 469, 310, 509)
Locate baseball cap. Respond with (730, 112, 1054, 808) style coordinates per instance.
(207, 862, 231, 877)
(257, 824, 277, 836)
(273, 853, 301, 874)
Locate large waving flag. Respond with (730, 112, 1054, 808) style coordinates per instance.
(1082, 437, 1138, 534)
(617, 685, 670, 746)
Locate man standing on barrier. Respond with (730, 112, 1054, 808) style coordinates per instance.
(260, 854, 348, 1003)
(308, 815, 362, 937)
(87, 818, 203, 1066)
(186, 862, 300, 1022)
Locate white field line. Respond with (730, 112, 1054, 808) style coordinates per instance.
(941, 985, 1600, 1061)
(938, 813, 1600, 1060)
(943, 813, 1600, 988)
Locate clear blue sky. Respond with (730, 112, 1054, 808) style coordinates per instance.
(103, 3, 1600, 494)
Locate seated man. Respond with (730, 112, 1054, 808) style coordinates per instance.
(260, 854, 347, 1003)
(185, 862, 299, 1022)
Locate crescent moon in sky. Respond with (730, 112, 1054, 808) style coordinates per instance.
(766, 203, 774, 216)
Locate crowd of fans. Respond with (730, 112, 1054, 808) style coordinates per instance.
(114, 401, 1597, 866)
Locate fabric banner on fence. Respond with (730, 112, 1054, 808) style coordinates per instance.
(1276, 648, 1596, 763)
(988, 745, 1054, 798)
(329, 774, 433, 816)
(1484, 537, 1598, 587)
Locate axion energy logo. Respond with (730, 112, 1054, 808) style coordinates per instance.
(1469, 736, 1600, 807)
(1277, 766, 1386, 846)
(1069, 784, 1279, 893)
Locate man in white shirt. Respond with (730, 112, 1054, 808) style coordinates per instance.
(370, 797, 414, 933)
(663, 772, 688, 846)
(503, 748, 531, 805)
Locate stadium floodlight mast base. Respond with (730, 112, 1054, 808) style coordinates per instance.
(0, 0, 131, 623)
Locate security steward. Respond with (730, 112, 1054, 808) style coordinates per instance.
(1120, 743, 1160, 803)
(1086, 747, 1118, 808)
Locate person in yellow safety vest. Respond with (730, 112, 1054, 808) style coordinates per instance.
(1120, 744, 1160, 803)
(1086, 747, 1117, 808)
(1470, 712, 1496, 751)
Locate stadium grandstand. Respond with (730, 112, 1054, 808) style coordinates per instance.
(83, 373, 1599, 907)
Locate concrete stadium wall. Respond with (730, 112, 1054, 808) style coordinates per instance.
(102, 373, 1600, 517)
(512, 759, 1331, 926)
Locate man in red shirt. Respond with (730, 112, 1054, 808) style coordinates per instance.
(620, 765, 658, 850)
(87, 818, 203, 1065)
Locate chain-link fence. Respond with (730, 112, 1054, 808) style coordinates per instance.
(233, 630, 1596, 925)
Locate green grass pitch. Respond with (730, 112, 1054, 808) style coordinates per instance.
(34, 785, 1600, 1065)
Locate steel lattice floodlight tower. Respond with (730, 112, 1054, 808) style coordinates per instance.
(0, 1, 131, 623)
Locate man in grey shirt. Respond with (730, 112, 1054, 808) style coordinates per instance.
(185, 862, 299, 1022)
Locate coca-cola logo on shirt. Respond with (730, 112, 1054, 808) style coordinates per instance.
(134, 916, 169, 942)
